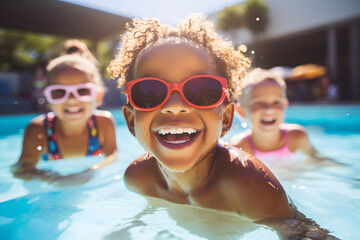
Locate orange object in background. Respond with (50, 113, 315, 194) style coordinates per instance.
(290, 64, 326, 80)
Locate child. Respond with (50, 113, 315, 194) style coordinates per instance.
(108, 15, 337, 239)
(12, 40, 118, 185)
(229, 68, 337, 165)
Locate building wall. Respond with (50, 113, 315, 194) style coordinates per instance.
(212, 0, 360, 45)
(210, 0, 360, 101)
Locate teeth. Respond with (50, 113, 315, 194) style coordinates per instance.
(167, 140, 188, 144)
(65, 107, 81, 112)
(158, 127, 197, 135)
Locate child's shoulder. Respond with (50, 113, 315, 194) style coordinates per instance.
(281, 123, 311, 151)
(94, 110, 116, 126)
(281, 123, 308, 138)
(124, 153, 161, 195)
(22, 115, 47, 145)
(26, 114, 46, 131)
(214, 146, 291, 219)
(216, 145, 269, 178)
(94, 110, 115, 120)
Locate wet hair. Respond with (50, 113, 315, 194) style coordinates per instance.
(107, 14, 251, 101)
(46, 39, 105, 92)
(239, 68, 287, 104)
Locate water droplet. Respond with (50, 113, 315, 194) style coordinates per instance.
(256, 17, 260, 21)
(115, 174, 121, 180)
(241, 122, 248, 128)
(346, 113, 349, 116)
(37, 98, 45, 105)
(300, 185, 306, 189)
(292, 185, 297, 188)
(37, 133, 43, 139)
(37, 145, 42, 151)
(251, 50, 255, 54)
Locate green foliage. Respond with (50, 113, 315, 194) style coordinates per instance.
(0, 29, 118, 77)
(0, 29, 65, 71)
(217, 6, 244, 32)
(243, 0, 268, 35)
(217, 0, 268, 35)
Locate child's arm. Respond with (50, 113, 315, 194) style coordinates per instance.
(291, 126, 340, 165)
(257, 210, 339, 240)
(227, 147, 338, 239)
(11, 118, 61, 181)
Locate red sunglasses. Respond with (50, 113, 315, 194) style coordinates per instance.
(125, 75, 230, 111)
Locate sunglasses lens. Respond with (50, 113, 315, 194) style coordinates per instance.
(77, 87, 92, 96)
(131, 80, 167, 109)
(50, 89, 66, 100)
(183, 77, 223, 106)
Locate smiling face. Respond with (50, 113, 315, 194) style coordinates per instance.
(48, 70, 100, 126)
(242, 79, 288, 133)
(123, 41, 234, 172)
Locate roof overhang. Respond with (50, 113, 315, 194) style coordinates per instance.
(0, 0, 131, 41)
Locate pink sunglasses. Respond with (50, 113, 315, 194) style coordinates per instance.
(43, 83, 97, 104)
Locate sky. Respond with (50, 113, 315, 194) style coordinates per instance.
(63, 0, 243, 25)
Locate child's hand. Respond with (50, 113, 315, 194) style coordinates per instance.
(90, 150, 118, 170)
(48, 169, 94, 187)
(12, 164, 60, 181)
(308, 152, 345, 167)
(259, 211, 339, 240)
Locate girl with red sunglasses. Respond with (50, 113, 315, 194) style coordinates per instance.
(108, 15, 336, 239)
(12, 40, 118, 186)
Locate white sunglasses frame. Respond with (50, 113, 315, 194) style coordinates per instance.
(43, 83, 97, 104)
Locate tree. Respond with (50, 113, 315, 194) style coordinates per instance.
(217, 0, 268, 37)
(0, 29, 65, 71)
(0, 28, 118, 77)
(217, 6, 244, 32)
(243, 0, 269, 38)
(216, 0, 269, 66)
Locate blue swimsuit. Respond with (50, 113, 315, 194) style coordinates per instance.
(42, 112, 103, 160)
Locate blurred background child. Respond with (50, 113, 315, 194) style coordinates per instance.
(229, 68, 338, 165)
(12, 39, 118, 185)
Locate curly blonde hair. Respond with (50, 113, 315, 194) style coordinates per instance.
(108, 14, 251, 100)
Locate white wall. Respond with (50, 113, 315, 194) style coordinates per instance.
(211, 0, 360, 44)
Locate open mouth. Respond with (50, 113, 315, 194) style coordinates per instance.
(64, 106, 84, 114)
(155, 127, 200, 149)
(260, 118, 276, 125)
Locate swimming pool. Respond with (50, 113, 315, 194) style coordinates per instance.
(0, 104, 359, 240)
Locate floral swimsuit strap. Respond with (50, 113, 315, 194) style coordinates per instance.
(42, 112, 61, 160)
(42, 112, 102, 161)
(87, 115, 102, 156)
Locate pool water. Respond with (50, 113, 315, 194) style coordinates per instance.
(0, 105, 359, 240)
